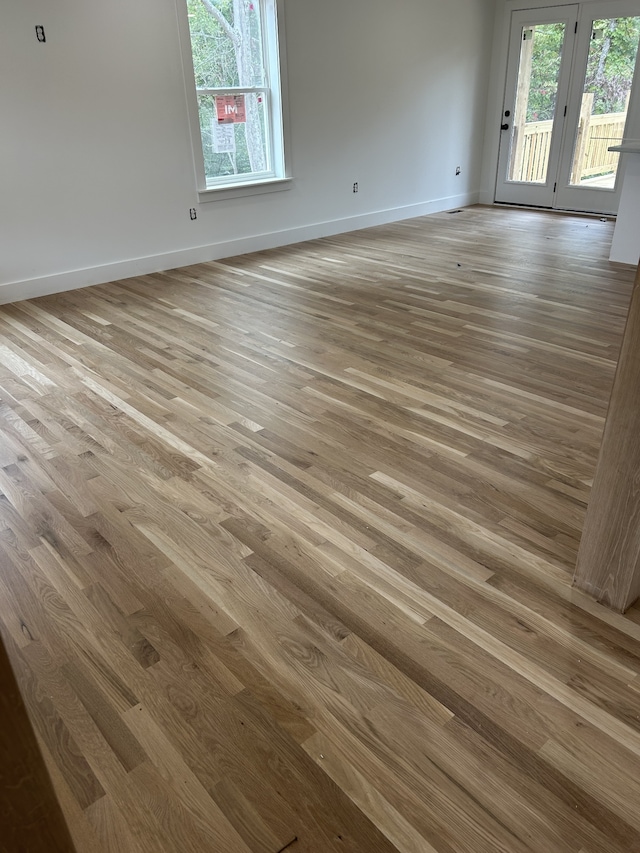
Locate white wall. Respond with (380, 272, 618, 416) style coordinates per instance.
(610, 153, 640, 264)
(0, 0, 496, 303)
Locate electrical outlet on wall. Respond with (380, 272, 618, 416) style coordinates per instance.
(189, 208, 197, 220)
(353, 182, 358, 193)
(455, 166, 461, 176)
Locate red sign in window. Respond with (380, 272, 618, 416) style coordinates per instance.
(216, 95, 247, 124)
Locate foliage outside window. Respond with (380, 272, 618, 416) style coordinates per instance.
(184, 0, 286, 192)
(527, 17, 640, 121)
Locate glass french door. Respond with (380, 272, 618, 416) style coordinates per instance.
(496, 6, 578, 208)
(556, 7, 640, 212)
(496, 2, 640, 215)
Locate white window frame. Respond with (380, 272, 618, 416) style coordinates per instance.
(176, 0, 291, 203)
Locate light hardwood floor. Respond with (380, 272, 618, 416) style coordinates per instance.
(1, 205, 639, 853)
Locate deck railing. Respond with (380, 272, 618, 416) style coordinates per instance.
(510, 95, 627, 184)
(579, 111, 626, 179)
(517, 119, 553, 182)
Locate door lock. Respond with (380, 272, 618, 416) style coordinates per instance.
(501, 123, 510, 131)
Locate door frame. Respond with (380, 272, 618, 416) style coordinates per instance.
(482, 0, 640, 215)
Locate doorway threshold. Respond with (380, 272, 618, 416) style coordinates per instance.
(493, 201, 615, 221)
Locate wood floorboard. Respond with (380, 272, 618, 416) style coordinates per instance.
(1, 205, 639, 852)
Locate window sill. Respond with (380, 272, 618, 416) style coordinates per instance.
(198, 177, 293, 204)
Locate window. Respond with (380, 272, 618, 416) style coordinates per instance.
(181, 0, 289, 199)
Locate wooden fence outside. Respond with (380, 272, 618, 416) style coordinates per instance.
(511, 100, 627, 184)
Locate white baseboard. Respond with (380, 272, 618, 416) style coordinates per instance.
(478, 190, 496, 205)
(0, 191, 479, 305)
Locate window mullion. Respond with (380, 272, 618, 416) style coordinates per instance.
(196, 87, 268, 95)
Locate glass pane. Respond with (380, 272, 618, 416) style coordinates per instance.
(199, 93, 269, 185)
(187, 0, 265, 89)
(508, 23, 567, 184)
(569, 17, 640, 188)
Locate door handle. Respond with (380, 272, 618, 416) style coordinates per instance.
(501, 123, 510, 131)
